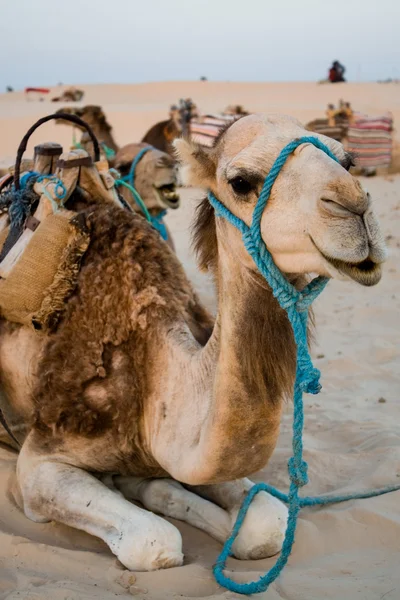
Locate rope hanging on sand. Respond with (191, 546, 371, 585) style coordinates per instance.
(208, 136, 400, 596)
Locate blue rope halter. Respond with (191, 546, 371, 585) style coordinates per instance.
(116, 147, 169, 241)
(208, 136, 400, 595)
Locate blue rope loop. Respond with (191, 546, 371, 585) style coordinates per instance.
(208, 136, 400, 595)
(115, 146, 169, 241)
(151, 209, 168, 241)
(124, 147, 151, 190)
(101, 142, 116, 160)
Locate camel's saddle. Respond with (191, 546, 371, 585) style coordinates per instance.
(306, 100, 354, 142)
(0, 113, 129, 332)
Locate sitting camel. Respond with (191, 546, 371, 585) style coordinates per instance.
(51, 86, 84, 103)
(142, 98, 198, 155)
(55, 105, 120, 160)
(55, 106, 180, 248)
(143, 101, 248, 155)
(0, 114, 386, 572)
(223, 104, 249, 116)
(114, 142, 180, 250)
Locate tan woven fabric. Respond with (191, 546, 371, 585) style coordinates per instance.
(0, 210, 90, 330)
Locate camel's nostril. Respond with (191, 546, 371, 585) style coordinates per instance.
(319, 198, 359, 218)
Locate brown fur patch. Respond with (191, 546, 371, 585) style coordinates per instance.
(33, 205, 214, 444)
(192, 197, 218, 273)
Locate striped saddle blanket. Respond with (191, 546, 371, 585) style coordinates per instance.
(347, 113, 393, 168)
(190, 114, 238, 147)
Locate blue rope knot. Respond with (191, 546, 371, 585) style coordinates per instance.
(298, 366, 322, 395)
(36, 175, 67, 202)
(276, 288, 300, 310)
(288, 457, 308, 487)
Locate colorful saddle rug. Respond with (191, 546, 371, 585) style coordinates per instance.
(348, 113, 393, 168)
(190, 114, 238, 147)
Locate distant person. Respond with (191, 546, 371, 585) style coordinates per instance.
(6, 86, 13, 93)
(328, 60, 346, 83)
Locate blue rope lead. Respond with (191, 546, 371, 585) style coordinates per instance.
(208, 136, 400, 595)
(115, 147, 169, 241)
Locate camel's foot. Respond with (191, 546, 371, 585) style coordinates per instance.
(229, 490, 287, 560)
(109, 514, 183, 571)
(115, 475, 287, 561)
(190, 478, 288, 560)
(16, 436, 183, 571)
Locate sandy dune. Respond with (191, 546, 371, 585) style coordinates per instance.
(0, 83, 399, 599)
(0, 81, 399, 163)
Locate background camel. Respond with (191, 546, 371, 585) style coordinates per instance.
(223, 104, 249, 116)
(51, 86, 84, 103)
(114, 142, 180, 249)
(55, 105, 119, 159)
(55, 106, 180, 245)
(0, 114, 386, 573)
(142, 98, 198, 155)
(142, 100, 249, 155)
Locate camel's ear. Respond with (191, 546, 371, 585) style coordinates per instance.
(173, 139, 216, 189)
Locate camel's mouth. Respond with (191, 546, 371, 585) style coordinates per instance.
(154, 184, 180, 209)
(312, 239, 382, 286)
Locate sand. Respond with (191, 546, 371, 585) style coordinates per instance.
(0, 82, 399, 600)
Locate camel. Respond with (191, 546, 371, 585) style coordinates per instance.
(143, 101, 248, 155)
(142, 98, 198, 155)
(55, 105, 119, 159)
(55, 106, 180, 248)
(51, 86, 84, 103)
(223, 104, 249, 116)
(114, 142, 180, 250)
(0, 114, 386, 573)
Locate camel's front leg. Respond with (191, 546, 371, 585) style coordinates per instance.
(191, 478, 288, 560)
(114, 476, 287, 560)
(114, 476, 232, 544)
(16, 440, 183, 571)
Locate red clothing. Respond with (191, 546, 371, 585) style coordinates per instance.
(329, 68, 337, 82)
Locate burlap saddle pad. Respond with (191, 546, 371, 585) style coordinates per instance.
(0, 114, 126, 332)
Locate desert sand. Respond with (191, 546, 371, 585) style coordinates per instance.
(0, 82, 399, 600)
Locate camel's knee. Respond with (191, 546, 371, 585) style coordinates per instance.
(231, 491, 288, 560)
(16, 454, 60, 523)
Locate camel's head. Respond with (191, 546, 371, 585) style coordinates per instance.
(54, 105, 111, 132)
(169, 99, 199, 132)
(175, 114, 387, 286)
(115, 144, 180, 213)
(224, 105, 249, 117)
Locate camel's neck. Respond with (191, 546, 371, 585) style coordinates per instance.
(82, 122, 119, 154)
(148, 232, 297, 485)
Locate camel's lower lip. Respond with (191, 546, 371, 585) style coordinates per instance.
(311, 238, 382, 286)
(156, 185, 180, 209)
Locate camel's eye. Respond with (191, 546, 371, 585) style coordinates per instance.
(229, 177, 254, 195)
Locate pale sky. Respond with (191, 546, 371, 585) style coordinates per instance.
(1, 0, 399, 90)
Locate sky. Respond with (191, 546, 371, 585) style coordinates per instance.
(0, 0, 399, 90)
